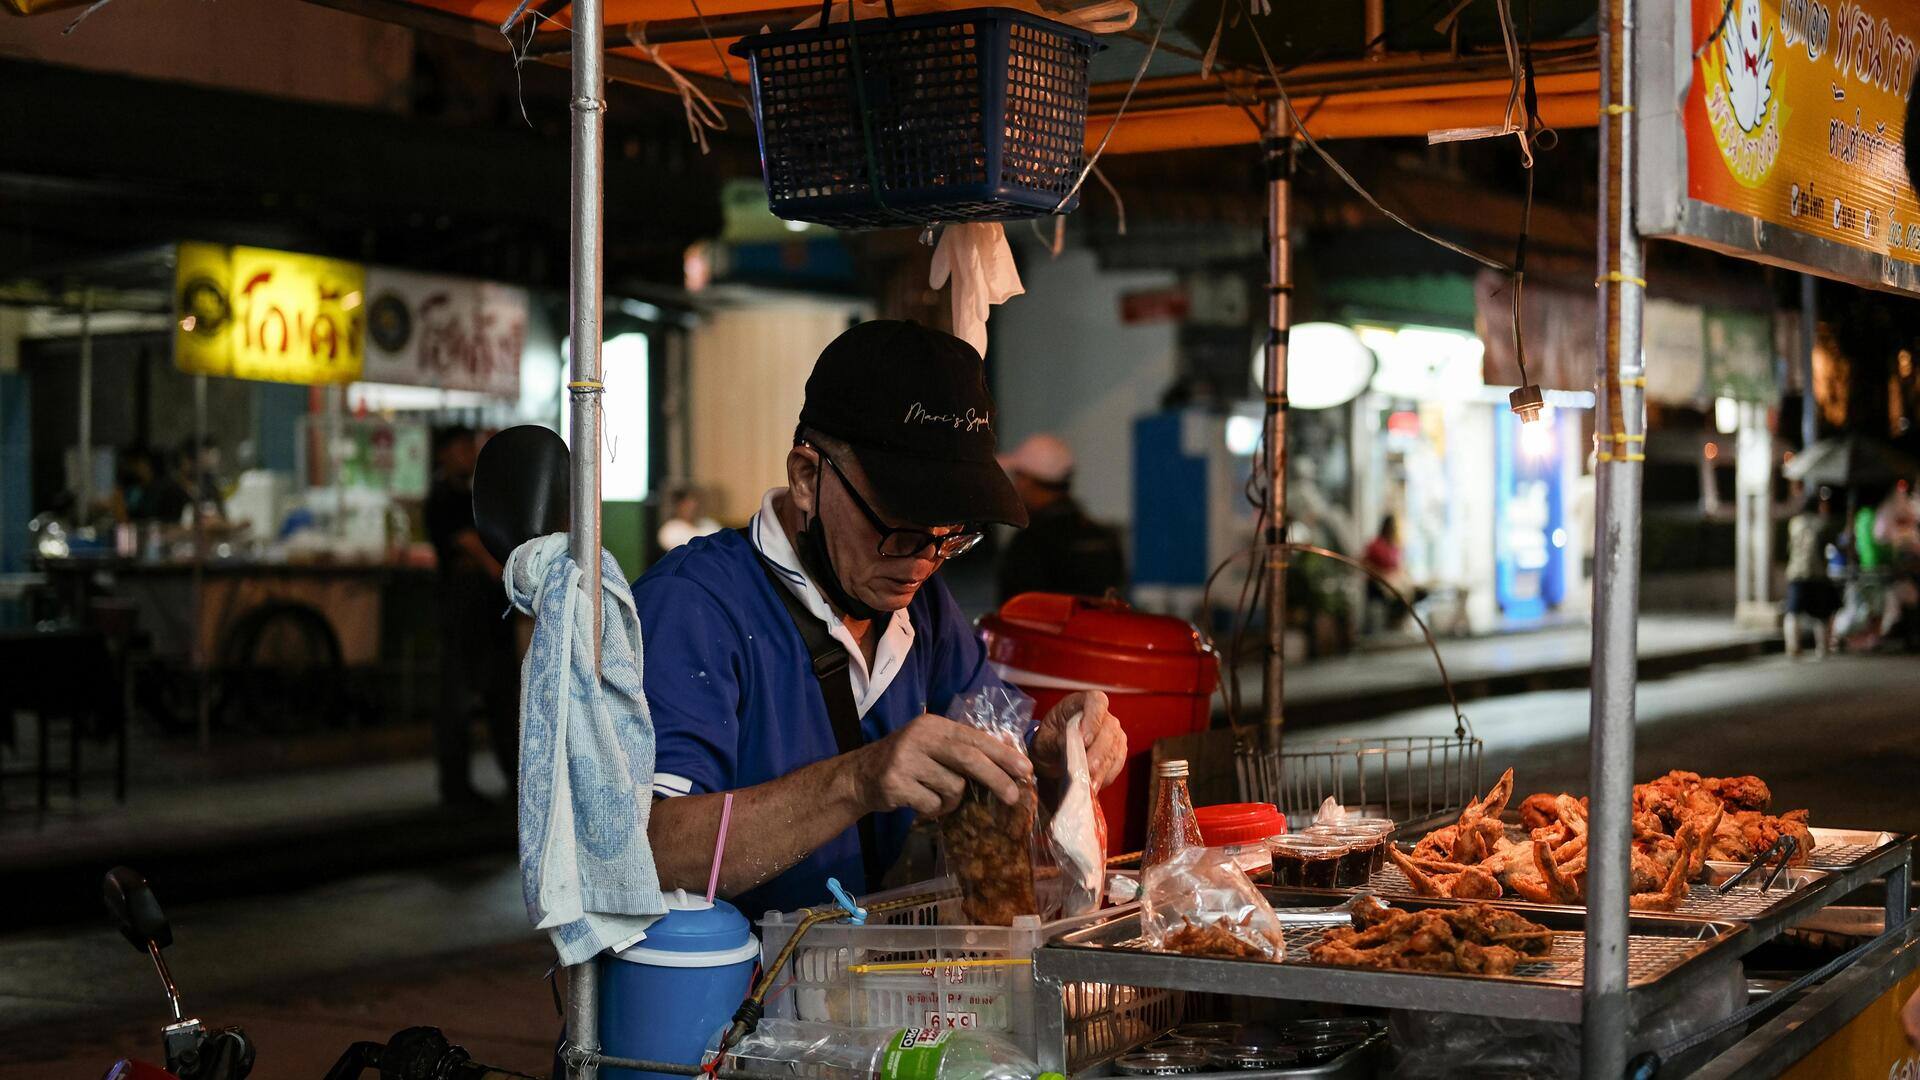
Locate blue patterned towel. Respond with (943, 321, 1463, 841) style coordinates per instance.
(506, 534, 666, 965)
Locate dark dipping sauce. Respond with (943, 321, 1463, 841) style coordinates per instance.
(1308, 820, 1395, 887)
(1267, 835, 1349, 889)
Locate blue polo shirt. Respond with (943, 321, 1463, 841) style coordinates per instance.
(631, 527, 1005, 918)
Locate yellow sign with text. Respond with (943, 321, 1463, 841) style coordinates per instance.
(1779, 967, 1920, 1080)
(1683, 0, 1920, 269)
(173, 242, 365, 385)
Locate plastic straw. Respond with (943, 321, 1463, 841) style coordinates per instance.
(706, 791, 734, 903)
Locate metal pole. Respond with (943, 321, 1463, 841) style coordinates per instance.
(1363, 0, 1386, 59)
(1799, 275, 1818, 449)
(1261, 104, 1292, 740)
(194, 373, 211, 750)
(564, 0, 607, 1073)
(77, 289, 94, 520)
(1582, 0, 1644, 1071)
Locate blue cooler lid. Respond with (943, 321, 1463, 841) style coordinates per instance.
(611, 889, 758, 968)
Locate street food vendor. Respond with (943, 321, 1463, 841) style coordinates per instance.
(634, 320, 1127, 916)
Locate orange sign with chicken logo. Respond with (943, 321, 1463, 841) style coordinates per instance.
(1646, 0, 1920, 293)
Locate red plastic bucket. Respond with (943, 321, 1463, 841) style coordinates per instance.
(979, 593, 1219, 852)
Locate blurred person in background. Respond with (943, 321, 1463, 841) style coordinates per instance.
(177, 436, 226, 518)
(994, 433, 1125, 604)
(110, 446, 165, 524)
(1361, 514, 1418, 632)
(1783, 487, 1842, 658)
(658, 485, 721, 551)
(425, 425, 516, 806)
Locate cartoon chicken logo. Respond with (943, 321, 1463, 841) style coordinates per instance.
(1720, 0, 1775, 133)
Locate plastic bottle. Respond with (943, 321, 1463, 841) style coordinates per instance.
(1142, 759, 1205, 872)
(708, 1020, 1062, 1080)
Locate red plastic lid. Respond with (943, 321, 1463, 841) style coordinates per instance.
(1195, 803, 1288, 846)
(978, 593, 1220, 695)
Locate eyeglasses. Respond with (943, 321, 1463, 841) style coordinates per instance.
(816, 452, 984, 560)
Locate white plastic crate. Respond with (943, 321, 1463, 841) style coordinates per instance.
(757, 879, 1181, 1071)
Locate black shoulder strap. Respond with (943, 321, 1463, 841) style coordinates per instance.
(740, 528, 885, 887)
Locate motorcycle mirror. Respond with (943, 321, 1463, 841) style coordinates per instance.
(103, 866, 173, 952)
(472, 426, 571, 565)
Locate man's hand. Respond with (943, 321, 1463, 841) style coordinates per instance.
(848, 714, 1033, 818)
(1031, 691, 1127, 789)
(1903, 982, 1920, 1052)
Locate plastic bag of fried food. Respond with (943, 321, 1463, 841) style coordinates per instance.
(1308, 896, 1554, 975)
(939, 687, 1049, 926)
(1143, 846, 1288, 961)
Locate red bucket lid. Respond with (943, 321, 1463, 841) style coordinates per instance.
(978, 593, 1219, 695)
(1195, 803, 1288, 846)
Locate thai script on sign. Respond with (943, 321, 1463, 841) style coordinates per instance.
(1783, 0, 1915, 94)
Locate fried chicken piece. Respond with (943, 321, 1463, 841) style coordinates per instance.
(1161, 915, 1284, 961)
(1630, 821, 1704, 911)
(1412, 768, 1515, 866)
(1309, 902, 1550, 975)
(1387, 843, 1505, 900)
(1705, 775, 1772, 813)
(1411, 825, 1461, 863)
(1735, 809, 1814, 864)
(1519, 793, 1561, 832)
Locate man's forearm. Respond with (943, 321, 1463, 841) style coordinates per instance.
(649, 753, 869, 900)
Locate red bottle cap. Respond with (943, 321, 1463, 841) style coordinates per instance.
(1194, 802, 1288, 846)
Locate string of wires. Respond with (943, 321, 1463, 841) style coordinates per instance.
(1234, 0, 1549, 392)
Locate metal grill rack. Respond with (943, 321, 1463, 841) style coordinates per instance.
(1036, 895, 1746, 1024)
(1805, 829, 1908, 870)
(1238, 734, 1484, 827)
(1358, 864, 1834, 926)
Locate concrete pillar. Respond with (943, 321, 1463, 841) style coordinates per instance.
(1734, 400, 1777, 627)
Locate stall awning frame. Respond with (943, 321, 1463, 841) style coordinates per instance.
(296, 0, 1602, 154)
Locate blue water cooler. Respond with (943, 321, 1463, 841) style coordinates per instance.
(598, 889, 761, 1080)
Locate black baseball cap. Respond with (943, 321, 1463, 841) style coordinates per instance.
(799, 320, 1028, 529)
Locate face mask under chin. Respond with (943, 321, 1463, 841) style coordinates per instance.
(800, 511, 885, 623)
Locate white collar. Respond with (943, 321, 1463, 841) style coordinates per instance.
(749, 488, 917, 713)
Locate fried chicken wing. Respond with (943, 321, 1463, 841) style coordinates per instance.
(1308, 902, 1551, 975)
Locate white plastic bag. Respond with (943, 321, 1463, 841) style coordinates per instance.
(1143, 846, 1287, 961)
(1046, 710, 1108, 918)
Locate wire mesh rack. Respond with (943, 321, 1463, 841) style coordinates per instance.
(1358, 863, 1833, 924)
(1236, 734, 1485, 828)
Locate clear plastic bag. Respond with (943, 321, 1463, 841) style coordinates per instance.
(1143, 845, 1287, 961)
(1046, 709, 1108, 918)
(941, 688, 1046, 926)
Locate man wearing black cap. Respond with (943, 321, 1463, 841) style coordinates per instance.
(634, 321, 1126, 915)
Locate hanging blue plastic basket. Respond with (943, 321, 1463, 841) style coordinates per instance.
(731, 5, 1099, 229)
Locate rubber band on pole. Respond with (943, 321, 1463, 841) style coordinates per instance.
(1597, 452, 1647, 463)
(568, 380, 606, 393)
(1603, 103, 1635, 115)
(1596, 433, 1646, 444)
(1596, 272, 1647, 288)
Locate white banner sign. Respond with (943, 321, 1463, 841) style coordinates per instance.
(361, 267, 527, 397)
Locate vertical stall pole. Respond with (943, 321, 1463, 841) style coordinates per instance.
(563, 0, 608, 1074)
(1261, 103, 1293, 739)
(1582, 0, 1646, 1073)
(77, 289, 95, 520)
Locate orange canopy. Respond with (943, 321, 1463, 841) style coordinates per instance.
(309, 0, 1598, 154)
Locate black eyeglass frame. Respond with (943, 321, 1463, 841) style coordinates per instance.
(811, 448, 985, 560)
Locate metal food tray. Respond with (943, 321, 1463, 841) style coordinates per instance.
(1094, 1031, 1386, 1079)
(1354, 861, 1840, 945)
(1804, 827, 1910, 871)
(1033, 890, 1748, 1024)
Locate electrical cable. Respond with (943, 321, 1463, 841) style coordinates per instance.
(1240, 2, 1512, 275)
(1057, 0, 1175, 212)
(1693, 0, 1739, 62)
